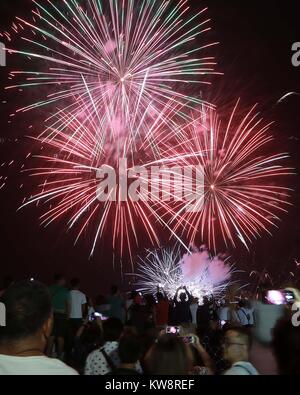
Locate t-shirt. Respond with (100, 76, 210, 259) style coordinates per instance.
(237, 307, 255, 326)
(155, 300, 169, 326)
(69, 290, 87, 319)
(218, 306, 239, 323)
(190, 303, 198, 325)
(224, 361, 259, 375)
(85, 341, 120, 375)
(107, 295, 124, 321)
(85, 342, 142, 376)
(48, 285, 70, 314)
(0, 354, 78, 375)
(252, 301, 284, 344)
(218, 306, 229, 321)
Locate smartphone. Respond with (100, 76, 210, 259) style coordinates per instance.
(89, 312, 105, 321)
(182, 335, 195, 344)
(283, 290, 295, 304)
(266, 290, 286, 305)
(166, 326, 180, 335)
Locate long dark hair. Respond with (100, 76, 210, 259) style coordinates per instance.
(146, 334, 192, 375)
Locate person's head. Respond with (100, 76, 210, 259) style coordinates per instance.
(179, 292, 187, 302)
(70, 278, 80, 289)
(0, 281, 53, 352)
(144, 294, 155, 307)
(145, 334, 193, 375)
(223, 326, 252, 365)
(102, 318, 123, 343)
(203, 296, 209, 305)
(192, 297, 199, 305)
(118, 335, 142, 366)
(133, 293, 143, 305)
(272, 318, 300, 374)
(111, 285, 119, 295)
(54, 274, 66, 287)
(157, 292, 164, 302)
(239, 299, 251, 309)
(80, 321, 103, 350)
(2, 275, 14, 290)
(130, 290, 139, 300)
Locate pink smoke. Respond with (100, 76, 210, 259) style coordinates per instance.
(180, 249, 231, 286)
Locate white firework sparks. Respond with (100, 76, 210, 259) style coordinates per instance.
(135, 246, 234, 304)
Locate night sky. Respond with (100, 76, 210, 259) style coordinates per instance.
(0, 0, 300, 296)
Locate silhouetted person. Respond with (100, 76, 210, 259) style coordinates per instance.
(66, 278, 87, 362)
(47, 274, 70, 359)
(109, 335, 142, 375)
(127, 293, 149, 335)
(0, 276, 14, 298)
(173, 287, 193, 325)
(272, 318, 300, 375)
(155, 291, 169, 327)
(107, 285, 125, 322)
(85, 318, 124, 375)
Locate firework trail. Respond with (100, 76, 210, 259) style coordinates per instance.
(5, 0, 219, 149)
(165, 101, 293, 251)
(18, 104, 196, 261)
(134, 246, 183, 296)
(136, 246, 233, 303)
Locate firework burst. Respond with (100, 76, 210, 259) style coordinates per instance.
(135, 246, 234, 303)
(18, 105, 193, 261)
(5, 0, 219, 147)
(165, 101, 294, 251)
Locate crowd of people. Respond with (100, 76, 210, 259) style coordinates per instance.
(0, 274, 300, 375)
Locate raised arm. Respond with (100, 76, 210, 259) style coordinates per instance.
(183, 286, 192, 303)
(173, 287, 181, 303)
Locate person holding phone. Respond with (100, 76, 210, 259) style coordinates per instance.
(173, 286, 193, 325)
(185, 334, 214, 375)
(249, 285, 285, 375)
